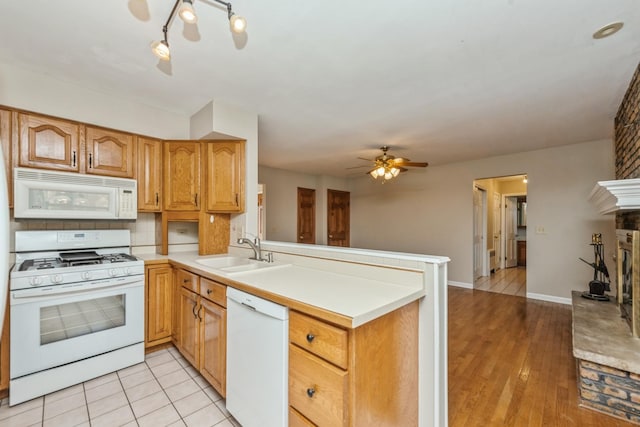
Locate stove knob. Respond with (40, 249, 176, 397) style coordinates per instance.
(30, 276, 43, 286)
(81, 271, 91, 280)
(52, 275, 63, 284)
(109, 269, 118, 277)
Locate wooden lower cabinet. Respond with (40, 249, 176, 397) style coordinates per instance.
(288, 302, 419, 427)
(199, 297, 226, 394)
(145, 265, 173, 348)
(517, 240, 527, 266)
(174, 269, 227, 397)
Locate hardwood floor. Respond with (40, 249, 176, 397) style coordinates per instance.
(448, 287, 633, 426)
(475, 267, 526, 297)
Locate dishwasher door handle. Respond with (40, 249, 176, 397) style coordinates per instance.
(241, 302, 257, 311)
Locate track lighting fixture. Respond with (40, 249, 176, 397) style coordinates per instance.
(151, 0, 247, 61)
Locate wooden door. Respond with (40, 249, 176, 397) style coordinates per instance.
(164, 141, 201, 211)
(178, 288, 200, 367)
(505, 197, 518, 268)
(138, 137, 163, 211)
(205, 141, 245, 213)
(199, 298, 227, 396)
(0, 109, 11, 207)
(297, 187, 315, 244)
(146, 266, 173, 346)
(85, 126, 135, 177)
(17, 112, 80, 172)
(327, 189, 350, 247)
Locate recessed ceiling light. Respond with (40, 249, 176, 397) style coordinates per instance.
(593, 22, 624, 39)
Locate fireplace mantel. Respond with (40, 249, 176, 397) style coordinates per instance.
(589, 178, 640, 214)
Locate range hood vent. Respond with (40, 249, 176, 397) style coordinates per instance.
(589, 179, 640, 214)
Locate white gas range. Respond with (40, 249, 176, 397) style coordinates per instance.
(9, 230, 145, 406)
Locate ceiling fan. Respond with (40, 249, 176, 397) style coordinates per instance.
(355, 146, 428, 181)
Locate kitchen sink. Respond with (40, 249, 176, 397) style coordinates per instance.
(196, 256, 253, 269)
(195, 256, 289, 274)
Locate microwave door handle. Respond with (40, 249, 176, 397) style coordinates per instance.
(12, 278, 143, 299)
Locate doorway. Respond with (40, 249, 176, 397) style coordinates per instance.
(473, 175, 527, 297)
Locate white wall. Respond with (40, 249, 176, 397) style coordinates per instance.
(349, 139, 616, 301)
(0, 61, 189, 139)
(258, 166, 349, 244)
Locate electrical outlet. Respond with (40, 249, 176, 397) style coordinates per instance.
(535, 226, 546, 234)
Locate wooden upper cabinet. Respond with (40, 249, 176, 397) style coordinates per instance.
(85, 126, 135, 178)
(164, 141, 201, 211)
(17, 112, 80, 172)
(205, 141, 245, 213)
(0, 109, 12, 207)
(138, 137, 162, 211)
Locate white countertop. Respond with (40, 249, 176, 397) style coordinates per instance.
(139, 251, 426, 328)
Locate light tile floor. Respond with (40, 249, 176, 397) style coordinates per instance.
(0, 347, 242, 427)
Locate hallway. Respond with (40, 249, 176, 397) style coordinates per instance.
(474, 266, 526, 297)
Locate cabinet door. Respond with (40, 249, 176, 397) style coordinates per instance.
(0, 109, 11, 207)
(85, 126, 135, 178)
(199, 298, 226, 396)
(178, 287, 200, 368)
(205, 141, 245, 213)
(146, 266, 173, 346)
(164, 141, 201, 211)
(17, 112, 80, 172)
(138, 137, 162, 211)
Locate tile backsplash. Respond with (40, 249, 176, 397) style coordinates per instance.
(9, 211, 199, 253)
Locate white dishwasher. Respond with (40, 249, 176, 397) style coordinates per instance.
(226, 287, 289, 427)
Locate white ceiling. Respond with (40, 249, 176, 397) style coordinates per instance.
(0, 0, 639, 177)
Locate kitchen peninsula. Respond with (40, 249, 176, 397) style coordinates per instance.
(137, 240, 450, 427)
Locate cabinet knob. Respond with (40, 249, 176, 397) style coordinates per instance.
(207, 289, 212, 295)
(306, 333, 315, 343)
(183, 279, 190, 284)
(306, 387, 316, 398)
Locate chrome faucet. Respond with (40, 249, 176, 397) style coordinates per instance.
(237, 237, 266, 261)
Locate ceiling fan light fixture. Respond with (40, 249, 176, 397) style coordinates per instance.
(178, 0, 198, 23)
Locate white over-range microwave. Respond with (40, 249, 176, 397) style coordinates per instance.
(13, 167, 137, 220)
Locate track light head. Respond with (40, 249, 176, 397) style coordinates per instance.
(178, 0, 197, 24)
(229, 13, 247, 33)
(151, 40, 171, 61)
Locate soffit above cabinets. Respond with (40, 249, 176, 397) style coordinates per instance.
(589, 179, 640, 215)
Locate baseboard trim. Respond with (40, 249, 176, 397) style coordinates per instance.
(526, 292, 571, 305)
(448, 281, 473, 289)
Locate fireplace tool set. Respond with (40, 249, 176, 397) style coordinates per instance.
(579, 233, 611, 301)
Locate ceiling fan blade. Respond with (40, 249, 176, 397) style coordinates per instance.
(395, 161, 429, 168)
(345, 165, 369, 170)
(392, 157, 410, 163)
(357, 157, 373, 162)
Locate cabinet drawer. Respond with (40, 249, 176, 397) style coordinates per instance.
(289, 406, 316, 427)
(290, 311, 348, 369)
(176, 269, 199, 293)
(200, 278, 226, 307)
(289, 344, 348, 427)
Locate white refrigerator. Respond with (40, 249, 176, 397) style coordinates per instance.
(0, 146, 9, 331)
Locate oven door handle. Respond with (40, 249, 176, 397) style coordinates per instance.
(11, 277, 143, 299)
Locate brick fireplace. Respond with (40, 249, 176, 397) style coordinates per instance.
(574, 60, 640, 424)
